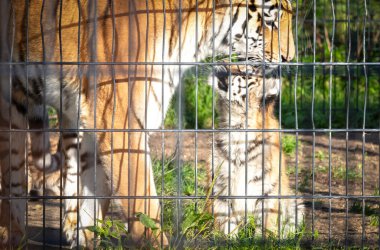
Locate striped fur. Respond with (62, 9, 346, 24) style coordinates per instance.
(0, 0, 294, 247)
(209, 66, 303, 236)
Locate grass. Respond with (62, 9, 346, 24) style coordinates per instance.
(282, 134, 301, 157)
(315, 164, 362, 181)
(370, 188, 380, 227)
(315, 150, 326, 161)
(332, 165, 362, 181)
(48, 106, 58, 127)
(349, 187, 380, 228)
(88, 158, 310, 249)
(286, 165, 296, 176)
(88, 219, 129, 249)
(164, 67, 217, 129)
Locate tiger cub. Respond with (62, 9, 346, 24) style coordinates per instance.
(209, 64, 303, 237)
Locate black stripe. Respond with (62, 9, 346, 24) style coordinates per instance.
(65, 208, 78, 213)
(31, 79, 43, 104)
(11, 193, 24, 197)
(11, 160, 26, 171)
(63, 133, 79, 139)
(80, 152, 88, 163)
(11, 182, 22, 188)
(13, 76, 28, 95)
(269, 3, 279, 11)
(31, 150, 45, 159)
(248, 168, 272, 183)
(221, 4, 241, 44)
(248, 1, 257, 12)
(232, 4, 240, 27)
(0, 149, 18, 156)
(65, 143, 80, 151)
(81, 163, 91, 172)
(11, 97, 27, 115)
(29, 117, 44, 129)
(65, 178, 76, 183)
(246, 142, 261, 154)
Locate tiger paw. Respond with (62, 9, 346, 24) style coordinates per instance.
(63, 211, 78, 245)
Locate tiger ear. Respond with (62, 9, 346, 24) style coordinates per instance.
(278, 0, 295, 61)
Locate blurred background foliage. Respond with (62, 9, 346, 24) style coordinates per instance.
(164, 0, 380, 129)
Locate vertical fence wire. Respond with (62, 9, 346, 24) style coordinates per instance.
(294, 0, 302, 242)
(361, 0, 369, 247)
(76, 1, 83, 248)
(244, 0, 249, 236)
(311, 0, 317, 242)
(345, 0, 352, 247)
(91, 1, 98, 246)
(193, 2, 200, 248)
(276, 1, 283, 243)
(160, 0, 167, 247)
(24, 0, 30, 246)
(260, 0, 266, 239)
(39, 1, 47, 246)
(58, 0, 64, 247)
(328, 0, 336, 244)
(110, 0, 117, 227)
(8, 3, 15, 248)
(227, 0, 232, 238)
(194, 0, 199, 216)
(211, 0, 216, 234)
(144, 0, 149, 238)
(176, 0, 183, 242)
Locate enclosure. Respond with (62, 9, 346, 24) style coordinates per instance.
(0, 0, 379, 249)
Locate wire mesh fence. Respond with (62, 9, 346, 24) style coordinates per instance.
(0, 0, 379, 249)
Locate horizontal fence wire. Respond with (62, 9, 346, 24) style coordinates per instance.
(1, 61, 380, 66)
(0, 195, 379, 200)
(1, 128, 380, 133)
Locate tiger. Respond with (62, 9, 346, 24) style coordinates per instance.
(0, 0, 294, 247)
(209, 63, 303, 237)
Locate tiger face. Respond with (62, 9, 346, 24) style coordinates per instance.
(212, 64, 280, 107)
(223, 0, 295, 63)
(210, 0, 293, 107)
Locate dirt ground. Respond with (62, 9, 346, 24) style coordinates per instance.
(1, 132, 379, 248)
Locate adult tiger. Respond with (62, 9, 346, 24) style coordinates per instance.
(0, 0, 294, 247)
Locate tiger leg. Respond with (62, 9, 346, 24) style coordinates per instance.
(268, 167, 304, 238)
(258, 170, 304, 238)
(279, 198, 304, 237)
(0, 99, 27, 246)
(90, 78, 169, 246)
(112, 130, 166, 246)
(66, 129, 164, 247)
(60, 117, 84, 244)
(214, 198, 237, 235)
(212, 162, 238, 235)
(66, 132, 110, 248)
(28, 107, 63, 197)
